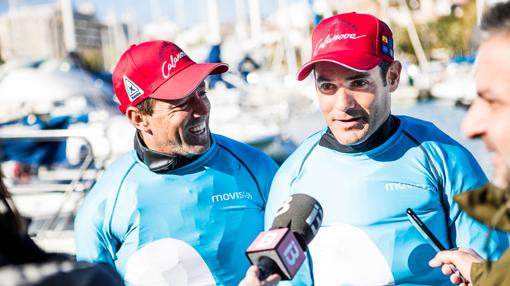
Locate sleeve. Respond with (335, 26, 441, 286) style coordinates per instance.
(264, 166, 314, 285)
(218, 135, 279, 206)
(440, 144, 509, 260)
(471, 249, 510, 286)
(259, 157, 279, 204)
(74, 183, 116, 266)
(264, 168, 293, 231)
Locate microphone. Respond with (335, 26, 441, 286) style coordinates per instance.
(245, 194, 323, 281)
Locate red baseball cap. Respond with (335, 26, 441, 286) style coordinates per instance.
(297, 12, 394, 81)
(113, 40, 228, 113)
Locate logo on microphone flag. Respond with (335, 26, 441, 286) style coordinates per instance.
(245, 228, 306, 280)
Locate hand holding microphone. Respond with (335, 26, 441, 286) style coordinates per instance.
(245, 194, 323, 281)
(239, 266, 281, 286)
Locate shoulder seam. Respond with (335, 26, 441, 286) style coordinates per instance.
(402, 130, 441, 181)
(106, 160, 138, 259)
(217, 142, 265, 206)
(291, 138, 321, 187)
(403, 129, 454, 247)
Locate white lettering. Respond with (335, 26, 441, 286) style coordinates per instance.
(385, 183, 403, 191)
(161, 52, 186, 79)
(211, 195, 222, 203)
(384, 183, 430, 191)
(313, 33, 367, 55)
(305, 204, 322, 236)
(275, 196, 292, 217)
(211, 191, 253, 203)
(283, 240, 301, 266)
(256, 232, 278, 249)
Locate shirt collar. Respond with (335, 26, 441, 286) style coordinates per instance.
(319, 115, 400, 153)
(133, 132, 202, 173)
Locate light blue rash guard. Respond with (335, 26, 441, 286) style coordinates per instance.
(75, 134, 278, 285)
(266, 116, 509, 286)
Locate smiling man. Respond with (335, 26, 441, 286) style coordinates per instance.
(74, 40, 278, 285)
(265, 12, 508, 285)
(429, 2, 510, 285)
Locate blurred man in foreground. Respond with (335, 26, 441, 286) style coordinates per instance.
(429, 2, 510, 285)
(265, 11, 508, 285)
(74, 40, 279, 285)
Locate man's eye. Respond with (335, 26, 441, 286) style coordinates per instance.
(319, 83, 336, 91)
(350, 79, 369, 88)
(199, 91, 207, 98)
(174, 101, 189, 109)
(487, 99, 503, 109)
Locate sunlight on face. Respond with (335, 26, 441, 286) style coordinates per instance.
(463, 35, 510, 187)
(145, 82, 211, 156)
(314, 62, 392, 145)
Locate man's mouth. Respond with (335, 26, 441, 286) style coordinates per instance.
(334, 117, 366, 127)
(338, 117, 362, 122)
(188, 122, 207, 135)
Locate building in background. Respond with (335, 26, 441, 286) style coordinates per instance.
(0, 0, 135, 70)
(0, 2, 65, 61)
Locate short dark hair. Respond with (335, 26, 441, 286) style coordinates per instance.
(481, 1, 510, 36)
(136, 98, 154, 115)
(378, 60, 391, 86)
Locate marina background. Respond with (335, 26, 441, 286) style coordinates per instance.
(0, 0, 501, 254)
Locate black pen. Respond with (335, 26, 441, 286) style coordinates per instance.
(406, 208, 466, 283)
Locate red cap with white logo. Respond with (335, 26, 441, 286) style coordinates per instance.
(112, 40, 228, 113)
(296, 12, 394, 81)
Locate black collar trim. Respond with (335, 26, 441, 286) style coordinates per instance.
(319, 115, 400, 153)
(134, 132, 201, 173)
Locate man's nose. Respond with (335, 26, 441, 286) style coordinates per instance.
(333, 88, 355, 111)
(462, 98, 487, 139)
(190, 94, 209, 116)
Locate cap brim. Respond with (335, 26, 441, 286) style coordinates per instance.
(296, 51, 383, 81)
(151, 62, 228, 100)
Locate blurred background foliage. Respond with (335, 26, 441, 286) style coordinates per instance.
(395, 0, 477, 62)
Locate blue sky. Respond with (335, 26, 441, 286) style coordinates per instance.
(1, 0, 285, 28)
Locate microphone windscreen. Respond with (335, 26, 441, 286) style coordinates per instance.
(271, 193, 323, 250)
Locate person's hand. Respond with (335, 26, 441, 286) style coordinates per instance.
(429, 248, 484, 285)
(239, 266, 281, 286)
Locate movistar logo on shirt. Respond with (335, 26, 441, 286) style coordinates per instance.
(211, 191, 253, 203)
(385, 182, 429, 191)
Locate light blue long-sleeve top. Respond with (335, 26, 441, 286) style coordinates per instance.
(266, 116, 508, 285)
(75, 134, 278, 285)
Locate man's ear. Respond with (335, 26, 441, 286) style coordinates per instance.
(387, 61, 402, 92)
(126, 106, 150, 132)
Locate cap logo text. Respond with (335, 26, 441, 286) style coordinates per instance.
(161, 52, 186, 79)
(123, 75, 144, 102)
(314, 33, 366, 55)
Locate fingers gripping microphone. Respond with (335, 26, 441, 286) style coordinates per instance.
(245, 194, 323, 281)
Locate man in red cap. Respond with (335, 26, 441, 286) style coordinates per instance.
(74, 40, 279, 285)
(265, 12, 508, 285)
